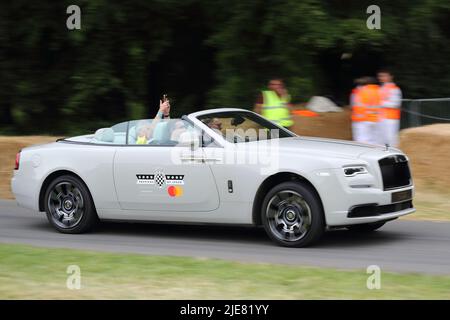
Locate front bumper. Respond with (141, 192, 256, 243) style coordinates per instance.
(312, 168, 415, 227)
(327, 202, 415, 226)
(348, 199, 413, 218)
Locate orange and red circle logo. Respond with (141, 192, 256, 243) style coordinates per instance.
(167, 185, 183, 197)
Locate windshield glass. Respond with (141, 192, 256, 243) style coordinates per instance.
(197, 111, 295, 143)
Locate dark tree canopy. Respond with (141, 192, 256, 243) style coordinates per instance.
(1, 0, 449, 134)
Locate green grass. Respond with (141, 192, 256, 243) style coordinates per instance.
(403, 189, 450, 221)
(0, 243, 449, 299)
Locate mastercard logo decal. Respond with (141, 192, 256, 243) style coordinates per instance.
(168, 185, 183, 197)
(136, 170, 185, 197)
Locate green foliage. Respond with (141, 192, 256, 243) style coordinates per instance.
(127, 101, 146, 120)
(0, 0, 449, 134)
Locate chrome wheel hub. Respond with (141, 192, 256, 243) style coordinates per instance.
(63, 199, 74, 211)
(266, 190, 312, 242)
(284, 209, 297, 222)
(48, 182, 84, 229)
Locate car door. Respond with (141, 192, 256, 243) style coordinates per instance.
(113, 119, 220, 212)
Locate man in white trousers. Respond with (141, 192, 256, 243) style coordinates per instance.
(378, 69, 402, 147)
(358, 77, 382, 145)
(350, 78, 366, 143)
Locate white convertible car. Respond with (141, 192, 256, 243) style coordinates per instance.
(11, 108, 414, 247)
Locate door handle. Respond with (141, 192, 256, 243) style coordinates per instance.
(180, 156, 205, 162)
(203, 157, 222, 163)
(180, 156, 221, 163)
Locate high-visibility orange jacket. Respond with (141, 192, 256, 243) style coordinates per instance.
(352, 84, 382, 122)
(359, 84, 382, 122)
(351, 86, 366, 122)
(380, 82, 402, 120)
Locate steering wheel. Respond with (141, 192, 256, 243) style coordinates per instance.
(231, 132, 245, 143)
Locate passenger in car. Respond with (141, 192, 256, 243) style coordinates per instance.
(135, 98, 171, 144)
(136, 121, 151, 144)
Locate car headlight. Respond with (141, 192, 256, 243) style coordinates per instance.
(343, 166, 368, 177)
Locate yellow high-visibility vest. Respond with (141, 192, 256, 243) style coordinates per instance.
(261, 90, 293, 127)
(136, 136, 147, 144)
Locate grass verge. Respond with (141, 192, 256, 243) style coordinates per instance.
(404, 188, 450, 221)
(0, 243, 449, 299)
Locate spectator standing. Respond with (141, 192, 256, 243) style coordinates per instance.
(378, 69, 402, 147)
(358, 77, 382, 144)
(350, 77, 366, 142)
(254, 78, 293, 130)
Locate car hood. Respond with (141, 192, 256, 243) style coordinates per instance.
(245, 136, 388, 159)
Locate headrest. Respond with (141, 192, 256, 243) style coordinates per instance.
(153, 121, 169, 141)
(128, 126, 137, 144)
(94, 128, 115, 143)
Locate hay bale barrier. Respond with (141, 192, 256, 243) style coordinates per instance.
(0, 136, 58, 199)
(291, 107, 352, 140)
(400, 124, 450, 191)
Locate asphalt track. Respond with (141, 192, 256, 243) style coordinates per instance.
(1, 199, 449, 275)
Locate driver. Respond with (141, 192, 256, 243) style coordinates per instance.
(203, 117, 223, 135)
(136, 98, 171, 144)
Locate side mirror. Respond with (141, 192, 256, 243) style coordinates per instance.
(178, 131, 200, 150)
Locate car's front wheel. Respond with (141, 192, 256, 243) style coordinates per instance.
(44, 174, 98, 234)
(261, 181, 325, 247)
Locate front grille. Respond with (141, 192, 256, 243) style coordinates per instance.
(379, 155, 411, 190)
(348, 200, 413, 218)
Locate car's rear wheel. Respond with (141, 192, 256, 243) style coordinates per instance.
(346, 221, 386, 232)
(261, 181, 324, 247)
(44, 175, 98, 233)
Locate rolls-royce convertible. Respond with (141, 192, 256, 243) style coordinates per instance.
(11, 108, 415, 247)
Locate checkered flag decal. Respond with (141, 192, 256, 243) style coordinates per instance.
(154, 172, 166, 188)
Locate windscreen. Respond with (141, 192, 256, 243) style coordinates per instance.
(197, 111, 295, 143)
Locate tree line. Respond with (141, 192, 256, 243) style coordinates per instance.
(1, 0, 449, 135)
